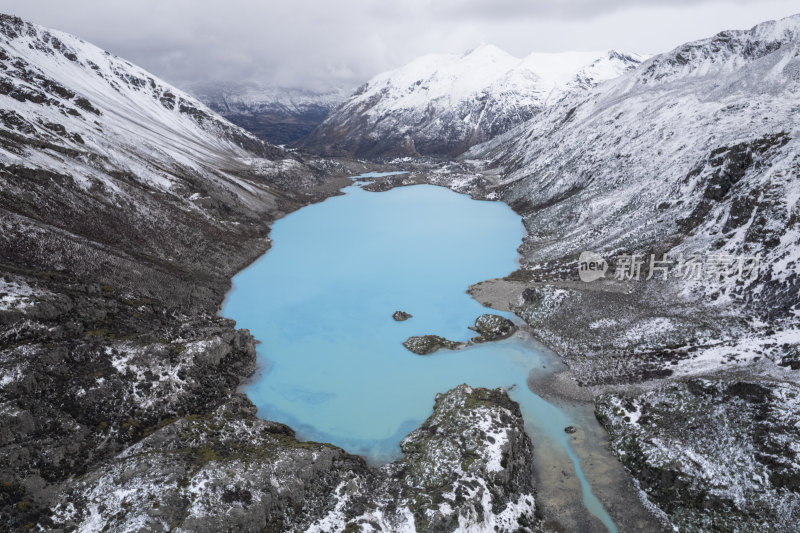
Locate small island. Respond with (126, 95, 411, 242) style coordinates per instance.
(469, 314, 518, 343)
(402, 335, 463, 355)
(392, 310, 413, 321)
(402, 314, 518, 355)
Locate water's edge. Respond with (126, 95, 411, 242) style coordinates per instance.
(222, 172, 620, 532)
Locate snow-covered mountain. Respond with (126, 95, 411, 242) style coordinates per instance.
(185, 82, 350, 145)
(302, 45, 644, 158)
(0, 12, 334, 309)
(0, 11, 334, 530)
(468, 14, 800, 318)
(0, 17, 311, 169)
(440, 14, 800, 530)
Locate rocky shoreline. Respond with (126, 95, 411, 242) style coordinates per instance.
(0, 155, 551, 532)
(467, 283, 673, 532)
(46, 384, 542, 532)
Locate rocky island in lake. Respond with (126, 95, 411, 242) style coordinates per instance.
(392, 310, 412, 321)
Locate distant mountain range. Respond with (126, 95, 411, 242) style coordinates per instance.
(185, 82, 351, 145)
(301, 45, 645, 158)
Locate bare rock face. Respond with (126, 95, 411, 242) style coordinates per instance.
(47, 385, 541, 532)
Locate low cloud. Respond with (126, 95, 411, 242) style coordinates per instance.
(0, 0, 796, 91)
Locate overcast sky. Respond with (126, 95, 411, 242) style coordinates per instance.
(0, 0, 797, 91)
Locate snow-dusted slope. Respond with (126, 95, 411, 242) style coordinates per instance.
(469, 14, 800, 318)
(0, 13, 311, 201)
(444, 16, 800, 528)
(0, 13, 323, 308)
(186, 81, 350, 145)
(302, 45, 644, 158)
(431, 13, 800, 390)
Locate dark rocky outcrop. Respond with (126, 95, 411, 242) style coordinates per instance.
(470, 313, 518, 342)
(392, 310, 412, 321)
(47, 385, 541, 532)
(402, 335, 463, 355)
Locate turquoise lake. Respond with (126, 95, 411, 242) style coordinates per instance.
(222, 174, 617, 532)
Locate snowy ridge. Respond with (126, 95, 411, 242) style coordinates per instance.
(0, 13, 300, 202)
(0, 13, 325, 315)
(352, 45, 642, 114)
(302, 45, 644, 158)
(467, 14, 800, 318)
(630, 14, 800, 87)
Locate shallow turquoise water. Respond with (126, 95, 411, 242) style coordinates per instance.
(222, 177, 617, 532)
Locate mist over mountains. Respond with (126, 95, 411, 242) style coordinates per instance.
(185, 82, 351, 145)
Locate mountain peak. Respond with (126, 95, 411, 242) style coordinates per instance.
(303, 47, 643, 158)
(606, 49, 647, 62)
(631, 12, 800, 87)
(462, 43, 511, 60)
(748, 12, 800, 41)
